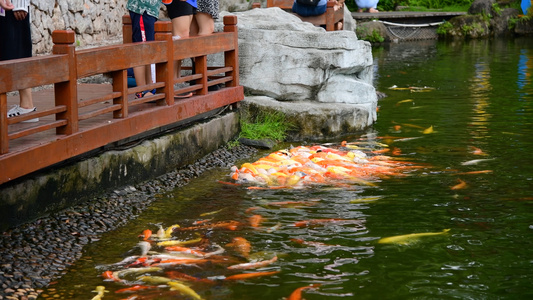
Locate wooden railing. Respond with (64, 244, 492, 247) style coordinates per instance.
(0, 15, 242, 185)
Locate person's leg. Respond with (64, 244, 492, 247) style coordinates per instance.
(19, 88, 33, 109)
(192, 12, 214, 36)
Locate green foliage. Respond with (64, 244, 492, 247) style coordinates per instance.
(358, 28, 386, 43)
(436, 20, 453, 35)
(492, 3, 501, 16)
(238, 110, 293, 142)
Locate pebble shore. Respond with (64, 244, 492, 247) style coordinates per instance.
(0, 144, 258, 300)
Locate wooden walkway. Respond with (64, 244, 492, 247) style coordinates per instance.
(352, 11, 466, 24)
(0, 16, 243, 185)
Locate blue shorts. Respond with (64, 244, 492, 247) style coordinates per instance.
(129, 11, 157, 42)
(292, 3, 327, 17)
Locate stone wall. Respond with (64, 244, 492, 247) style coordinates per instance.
(29, 0, 252, 55)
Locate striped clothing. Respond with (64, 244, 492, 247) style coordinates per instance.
(10, 0, 30, 12)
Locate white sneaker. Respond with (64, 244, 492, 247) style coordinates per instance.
(7, 105, 39, 122)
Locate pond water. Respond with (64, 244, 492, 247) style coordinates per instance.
(40, 37, 532, 299)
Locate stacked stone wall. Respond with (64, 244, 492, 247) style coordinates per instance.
(29, 0, 251, 55)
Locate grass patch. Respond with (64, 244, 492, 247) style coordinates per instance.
(228, 110, 294, 148)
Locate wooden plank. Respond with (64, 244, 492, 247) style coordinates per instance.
(76, 42, 168, 78)
(0, 56, 70, 92)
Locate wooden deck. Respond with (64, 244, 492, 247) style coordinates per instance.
(0, 16, 243, 185)
(352, 10, 466, 24)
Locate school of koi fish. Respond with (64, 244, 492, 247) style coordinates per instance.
(228, 141, 429, 189)
(92, 141, 442, 299)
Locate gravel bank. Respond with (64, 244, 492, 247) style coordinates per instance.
(0, 144, 258, 300)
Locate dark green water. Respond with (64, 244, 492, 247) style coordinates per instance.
(40, 38, 533, 299)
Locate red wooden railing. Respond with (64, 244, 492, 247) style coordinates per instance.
(0, 15, 242, 185)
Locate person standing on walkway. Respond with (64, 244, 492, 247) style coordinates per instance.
(164, 0, 197, 98)
(355, 0, 379, 13)
(190, 0, 218, 36)
(127, 0, 161, 99)
(1, 0, 38, 122)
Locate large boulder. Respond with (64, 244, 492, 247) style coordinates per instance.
(215, 7, 377, 140)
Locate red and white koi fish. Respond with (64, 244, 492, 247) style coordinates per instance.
(227, 256, 278, 270)
(166, 270, 215, 284)
(290, 238, 336, 247)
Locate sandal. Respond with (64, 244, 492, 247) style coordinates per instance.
(174, 92, 193, 99)
(135, 89, 156, 99)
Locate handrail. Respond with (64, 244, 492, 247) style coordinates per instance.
(0, 15, 241, 184)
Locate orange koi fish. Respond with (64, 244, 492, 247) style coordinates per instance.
(454, 170, 493, 175)
(166, 270, 215, 284)
(151, 258, 209, 266)
(227, 256, 278, 270)
(101, 271, 122, 282)
(139, 229, 152, 241)
(224, 270, 280, 281)
(164, 246, 207, 257)
(451, 179, 467, 190)
(226, 237, 251, 258)
(115, 285, 157, 294)
(288, 283, 321, 300)
(249, 214, 263, 227)
(173, 220, 242, 232)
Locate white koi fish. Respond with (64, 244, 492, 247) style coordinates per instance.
(461, 158, 495, 166)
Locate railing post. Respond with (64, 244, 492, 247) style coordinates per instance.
(223, 15, 239, 88)
(155, 21, 175, 106)
(52, 30, 78, 135)
(0, 92, 8, 154)
(122, 15, 133, 44)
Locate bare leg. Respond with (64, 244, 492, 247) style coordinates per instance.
(369, 7, 379, 13)
(19, 88, 33, 109)
(191, 12, 214, 36)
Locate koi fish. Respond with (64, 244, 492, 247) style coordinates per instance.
(226, 237, 251, 258)
(249, 214, 263, 227)
(422, 125, 434, 134)
(138, 241, 151, 256)
(168, 281, 203, 300)
(101, 270, 123, 282)
(115, 267, 162, 280)
(200, 208, 225, 216)
(290, 238, 335, 247)
(227, 256, 278, 270)
(224, 270, 280, 281)
(396, 99, 414, 105)
(461, 158, 494, 166)
(469, 146, 487, 156)
(156, 236, 203, 247)
(138, 275, 172, 285)
(287, 283, 321, 300)
(139, 229, 152, 241)
(166, 271, 215, 284)
(349, 196, 382, 203)
(115, 285, 157, 294)
(91, 286, 108, 300)
(378, 229, 450, 245)
(454, 170, 493, 175)
(172, 220, 242, 232)
(451, 179, 467, 190)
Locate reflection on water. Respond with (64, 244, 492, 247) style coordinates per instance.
(41, 38, 533, 299)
